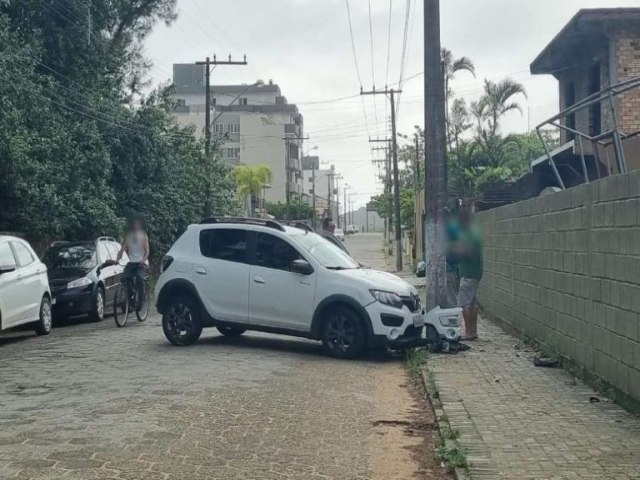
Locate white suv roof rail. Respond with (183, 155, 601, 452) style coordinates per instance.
(200, 216, 286, 232)
(97, 236, 117, 243)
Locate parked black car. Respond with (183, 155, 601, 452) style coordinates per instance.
(43, 237, 128, 322)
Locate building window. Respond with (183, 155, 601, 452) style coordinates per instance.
(176, 98, 186, 107)
(214, 123, 224, 134)
(225, 148, 240, 159)
(238, 97, 248, 106)
(226, 123, 240, 133)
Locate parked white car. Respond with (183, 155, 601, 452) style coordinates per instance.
(0, 236, 52, 336)
(155, 218, 439, 358)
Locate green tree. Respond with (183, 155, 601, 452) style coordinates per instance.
(442, 48, 475, 149)
(235, 165, 272, 214)
(0, 2, 236, 263)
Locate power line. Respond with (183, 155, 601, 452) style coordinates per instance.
(344, 0, 373, 147)
(385, 0, 393, 87)
(345, 0, 363, 87)
(368, 0, 379, 135)
(395, 0, 412, 121)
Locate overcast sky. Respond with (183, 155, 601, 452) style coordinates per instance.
(144, 0, 639, 209)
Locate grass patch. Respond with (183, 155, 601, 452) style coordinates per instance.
(407, 347, 429, 382)
(437, 436, 469, 471)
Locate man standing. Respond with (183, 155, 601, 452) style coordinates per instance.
(320, 217, 350, 255)
(454, 209, 483, 341)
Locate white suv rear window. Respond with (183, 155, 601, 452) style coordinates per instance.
(199, 229, 248, 263)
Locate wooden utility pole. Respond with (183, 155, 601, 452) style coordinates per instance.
(424, 0, 448, 308)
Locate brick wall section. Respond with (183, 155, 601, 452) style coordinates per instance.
(477, 170, 640, 402)
(616, 28, 640, 133)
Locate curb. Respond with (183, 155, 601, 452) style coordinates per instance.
(419, 369, 471, 480)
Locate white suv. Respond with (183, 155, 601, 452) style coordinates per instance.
(156, 218, 441, 358)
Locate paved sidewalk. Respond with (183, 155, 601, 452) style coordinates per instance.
(427, 317, 640, 479)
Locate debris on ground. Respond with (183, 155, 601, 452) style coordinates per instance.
(533, 355, 560, 368)
(589, 396, 601, 403)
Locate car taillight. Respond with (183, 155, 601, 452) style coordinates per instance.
(161, 256, 174, 273)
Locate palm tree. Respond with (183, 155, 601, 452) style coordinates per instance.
(441, 48, 476, 100)
(441, 48, 475, 150)
(479, 79, 527, 138)
(471, 79, 527, 169)
(235, 164, 272, 216)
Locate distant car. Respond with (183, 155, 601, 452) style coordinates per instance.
(334, 228, 345, 241)
(43, 237, 127, 322)
(346, 225, 357, 235)
(0, 236, 52, 336)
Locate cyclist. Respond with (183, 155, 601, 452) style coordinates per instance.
(116, 218, 150, 307)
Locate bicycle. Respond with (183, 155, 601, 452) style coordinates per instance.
(101, 261, 150, 327)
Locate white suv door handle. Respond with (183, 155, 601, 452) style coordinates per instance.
(253, 276, 265, 284)
(195, 268, 207, 276)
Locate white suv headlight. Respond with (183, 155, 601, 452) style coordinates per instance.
(370, 290, 403, 309)
(439, 314, 460, 327)
(67, 277, 92, 289)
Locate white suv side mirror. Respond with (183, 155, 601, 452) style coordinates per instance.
(0, 263, 17, 275)
(292, 259, 314, 275)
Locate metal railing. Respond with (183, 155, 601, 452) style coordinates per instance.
(536, 76, 640, 189)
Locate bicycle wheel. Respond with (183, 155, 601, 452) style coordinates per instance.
(136, 279, 150, 322)
(113, 284, 130, 328)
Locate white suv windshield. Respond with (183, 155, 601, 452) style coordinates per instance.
(294, 233, 359, 270)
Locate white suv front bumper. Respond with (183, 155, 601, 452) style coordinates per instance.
(365, 302, 463, 348)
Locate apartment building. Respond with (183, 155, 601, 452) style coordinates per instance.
(172, 64, 305, 203)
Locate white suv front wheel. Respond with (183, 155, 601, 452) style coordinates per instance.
(162, 295, 203, 346)
(321, 305, 366, 359)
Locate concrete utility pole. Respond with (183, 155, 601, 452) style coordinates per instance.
(348, 193, 356, 225)
(370, 140, 394, 256)
(195, 55, 248, 157)
(283, 135, 309, 220)
(424, 0, 448, 308)
(365, 86, 402, 272)
(328, 170, 341, 226)
(414, 135, 421, 193)
(343, 184, 350, 228)
(372, 147, 390, 244)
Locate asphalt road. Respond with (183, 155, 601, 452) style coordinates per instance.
(0, 233, 444, 480)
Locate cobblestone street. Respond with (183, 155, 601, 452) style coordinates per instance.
(0, 233, 444, 480)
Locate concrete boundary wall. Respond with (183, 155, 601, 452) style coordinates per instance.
(477, 170, 640, 403)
